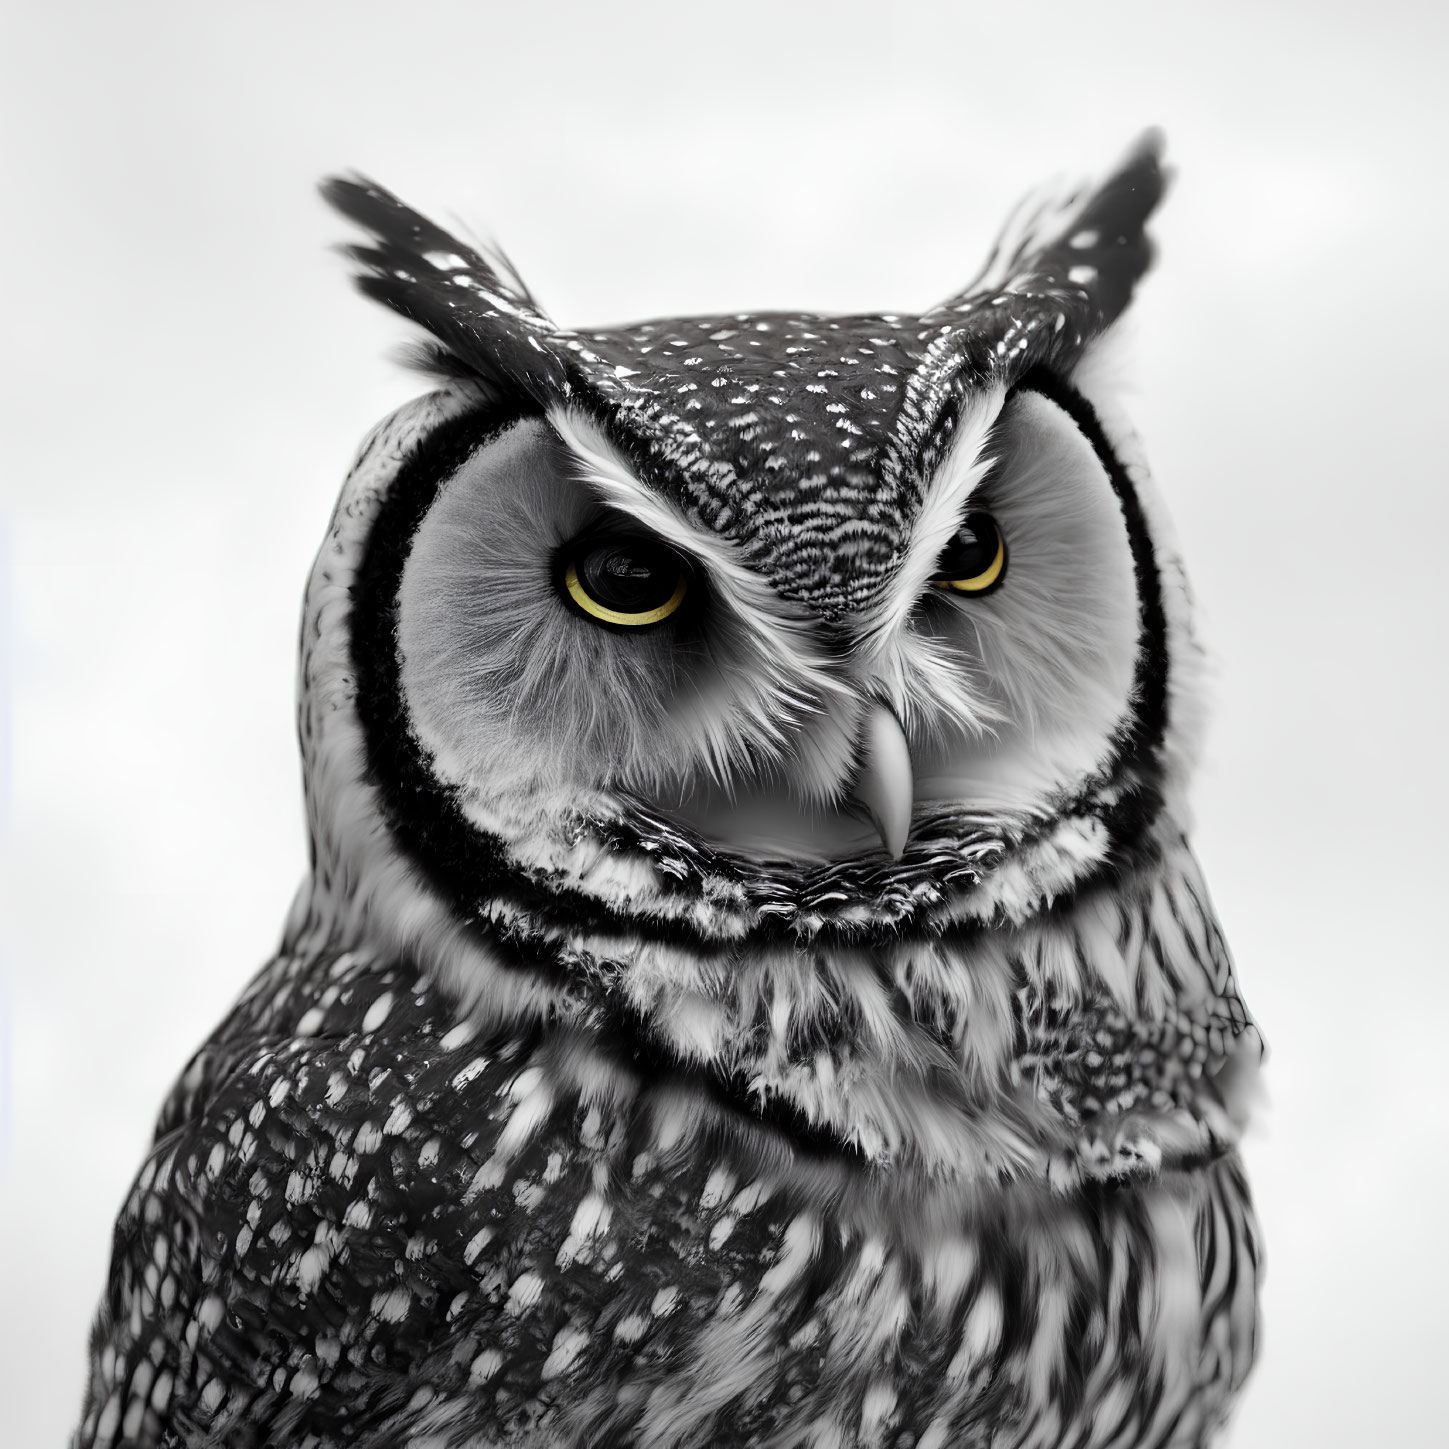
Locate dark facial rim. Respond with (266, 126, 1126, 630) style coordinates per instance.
(349, 375, 1171, 938)
(1013, 367, 1170, 836)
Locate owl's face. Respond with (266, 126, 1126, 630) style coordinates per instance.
(395, 378, 1144, 869)
(315, 135, 1192, 944)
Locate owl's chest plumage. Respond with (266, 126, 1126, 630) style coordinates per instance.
(84, 933, 1257, 1449)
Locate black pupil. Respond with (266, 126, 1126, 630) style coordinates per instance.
(577, 540, 679, 612)
(932, 512, 998, 580)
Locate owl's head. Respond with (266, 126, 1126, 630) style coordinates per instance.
(299, 133, 1203, 976)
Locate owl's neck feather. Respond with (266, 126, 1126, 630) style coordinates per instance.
(291, 762, 1257, 1195)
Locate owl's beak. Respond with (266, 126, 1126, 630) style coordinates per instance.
(852, 700, 913, 859)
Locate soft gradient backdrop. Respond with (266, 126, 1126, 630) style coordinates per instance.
(4, 3, 1446, 1444)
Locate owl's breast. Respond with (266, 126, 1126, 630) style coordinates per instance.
(75, 938, 1259, 1449)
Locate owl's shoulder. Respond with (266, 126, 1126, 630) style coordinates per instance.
(78, 949, 558, 1443)
(79, 946, 804, 1447)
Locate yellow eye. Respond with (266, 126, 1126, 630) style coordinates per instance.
(929, 511, 1007, 595)
(560, 535, 689, 628)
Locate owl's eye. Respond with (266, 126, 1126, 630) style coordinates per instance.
(929, 511, 1007, 595)
(559, 534, 690, 628)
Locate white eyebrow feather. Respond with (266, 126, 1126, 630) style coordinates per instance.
(852, 388, 1010, 739)
(857, 387, 1007, 656)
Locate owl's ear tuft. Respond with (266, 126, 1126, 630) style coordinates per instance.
(932, 130, 1171, 341)
(1048, 128, 1170, 327)
(320, 174, 547, 316)
(320, 173, 566, 399)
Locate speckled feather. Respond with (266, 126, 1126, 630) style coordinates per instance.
(75, 134, 1262, 1449)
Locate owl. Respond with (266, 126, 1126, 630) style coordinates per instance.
(74, 132, 1262, 1449)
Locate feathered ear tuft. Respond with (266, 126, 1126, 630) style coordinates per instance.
(928, 130, 1170, 339)
(320, 174, 569, 400)
(1046, 128, 1169, 327)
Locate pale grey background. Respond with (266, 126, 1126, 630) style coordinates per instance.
(3, 2, 1446, 1444)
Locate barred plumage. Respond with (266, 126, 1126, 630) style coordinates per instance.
(76, 132, 1262, 1448)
